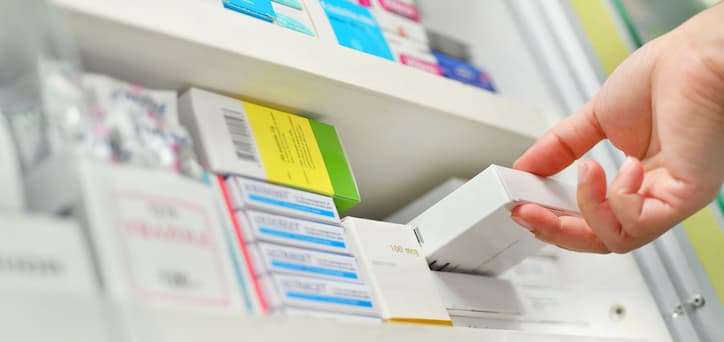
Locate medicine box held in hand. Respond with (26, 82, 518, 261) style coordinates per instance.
(409, 165, 579, 275)
(179, 88, 360, 213)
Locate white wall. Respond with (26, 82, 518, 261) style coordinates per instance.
(418, 0, 564, 116)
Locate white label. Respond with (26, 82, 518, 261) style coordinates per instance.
(113, 191, 232, 306)
(0, 216, 97, 294)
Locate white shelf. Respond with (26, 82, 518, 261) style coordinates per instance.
(52, 0, 548, 218)
(1, 293, 641, 342)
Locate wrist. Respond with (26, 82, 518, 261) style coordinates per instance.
(682, 4, 724, 78)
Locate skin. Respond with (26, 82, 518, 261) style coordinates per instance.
(510, 3, 724, 254)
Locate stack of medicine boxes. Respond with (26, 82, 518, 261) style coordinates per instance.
(178, 88, 377, 321)
(204, 0, 318, 37)
(228, 178, 379, 321)
(356, 0, 440, 75)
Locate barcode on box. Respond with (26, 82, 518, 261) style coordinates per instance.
(223, 108, 258, 163)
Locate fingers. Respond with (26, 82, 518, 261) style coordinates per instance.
(511, 203, 610, 253)
(607, 157, 645, 235)
(513, 101, 606, 177)
(512, 158, 685, 254)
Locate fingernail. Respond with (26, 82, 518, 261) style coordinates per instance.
(511, 215, 533, 231)
(620, 156, 635, 172)
(578, 162, 588, 182)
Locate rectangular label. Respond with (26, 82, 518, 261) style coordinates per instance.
(343, 218, 451, 323)
(321, 0, 395, 61)
(377, 0, 419, 21)
(0, 216, 97, 293)
(248, 194, 335, 217)
(244, 101, 334, 196)
(228, 177, 341, 224)
(264, 273, 378, 316)
(222, 0, 276, 22)
(243, 211, 348, 253)
(400, 55, 442, 75)
(255, 243, 361, 282)
(223, 109, 260, 163)
(114, 192, 231, 306)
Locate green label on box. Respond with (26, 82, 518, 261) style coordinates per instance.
(310, 120, 360, 214)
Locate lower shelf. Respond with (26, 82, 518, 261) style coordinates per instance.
(1, 293, 643, 342)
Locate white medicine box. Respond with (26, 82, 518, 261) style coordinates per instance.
(409, 165, 579, 275)
(343, 217, 452, 326)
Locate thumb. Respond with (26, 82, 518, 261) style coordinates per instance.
(513, 101, 606, 176)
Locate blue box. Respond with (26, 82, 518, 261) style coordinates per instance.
(223, 0, 277, 23)
(320, 0, 394, 61)
(433, 52, 496, 92)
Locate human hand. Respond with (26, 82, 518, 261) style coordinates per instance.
(511, 3, 724, 253)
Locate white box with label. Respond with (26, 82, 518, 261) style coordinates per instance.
(259, 273, 378, 316)
(0, 214, 115, 342)
(248, 242, 363, 283)
(343, 217, 451, 326)
(79, 160, 248, 313)
(409, 165, 578, 275)
(0, 214, 98, 294)
(226, 176, 341, 225)
(208, 175, 263, 314)
(237, 210, 349, 254)
(0, 116, 24, 212)
(369, 2, 428, 44)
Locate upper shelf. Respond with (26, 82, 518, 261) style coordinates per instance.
(52, 0, 548, 219)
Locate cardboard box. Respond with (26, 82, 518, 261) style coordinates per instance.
(433, 52, 496, 92)
(384, 34, 441, 75)
(222, 0, 276, 22)
(0, 117, 24, 212)
(209, 176, 264, 314)
(0, 217, 113, 342)
(272, 0, 303, 10)
(179, 88, 360, 213)
(226, 176, 341, 225)
(0, 215, 98, 294)
(272, 1, 316, 36)
(259, 273, 378, 316)
(368, 1, 428, 44)
(248, 242, 363, 283)
(367, 0, 420, 22)
(79, 161, 248, 313)
(318, 0, 395, 60)
(238, 210, 350, 254)
(409, 165, 579, 275)
(343, 218, 452, 326)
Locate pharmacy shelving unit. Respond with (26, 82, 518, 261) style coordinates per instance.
(53, 0, 548, 219)
(16, 1, 670, 341)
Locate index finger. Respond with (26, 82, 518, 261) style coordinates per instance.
(513, 101, 606, 176)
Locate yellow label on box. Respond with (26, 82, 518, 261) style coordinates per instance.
(243, 102, 334, 195)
